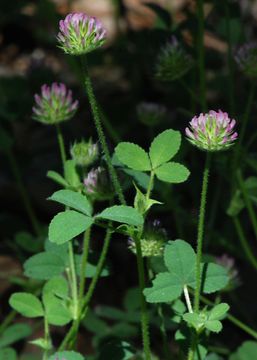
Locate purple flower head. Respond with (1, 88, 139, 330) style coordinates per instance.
(57, 13, 107, 56)
(185, 110, 238, 152)
(70, 138, 98, 167)
(235, 42, 257, 78)
(156, 36, 194, 82)
(32, 83, 78, 125)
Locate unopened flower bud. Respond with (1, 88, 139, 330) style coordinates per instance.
(156, 36, 193, 82)
(70, 139, 98, 167)
(57, 13, 107, 56)
(32, 83, 78, 125)
(185, 110, 238, 152)
(128, 220, 167, 257)
(137, 102, 166, 127)
(235, 42, 257, 78)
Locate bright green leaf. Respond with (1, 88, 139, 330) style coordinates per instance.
(164, 240, 196, 284)
(9, 293, 44, 318)
(155, 162, 190, 183)
(115, 142, 151, 171)
(43, 293, 72, 326)
(24, 252, 66, 280)
(49, 210, 93, 244)
(48, 189, 92, 216)
(208, 303, 229, 320)
(29, 338, 51, 350)
(149, 129, 181, 168)
(96, 205, 144, 226)
(144, 272, 182, 303)
(205, 319, 222, 333)
(49, 351, 84, 360)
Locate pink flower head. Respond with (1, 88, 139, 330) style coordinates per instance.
(57, 13, 107, 55)
(185, 110, 238, 152)
(32, 83, 78, 124)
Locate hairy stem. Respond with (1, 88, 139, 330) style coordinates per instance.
(134, 234, 151, 360)
(59, 229, 112, 350)
(81, 228, 112, 312)
(56, 123, 66, 166)
(69, 242, 79, 320)
(81, 56, 126, 205)
(78, 227, 92, 306)
(194, 153, 211, 312)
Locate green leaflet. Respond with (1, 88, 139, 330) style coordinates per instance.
(48, 189, 92, 216)
(149, 129, 181, 168)
(96, 205, 144, 226)
(49, 210, 93, 244)
(115, 142, 151, 171)
(9, 293, 44, 318)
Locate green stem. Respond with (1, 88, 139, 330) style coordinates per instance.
(81, 56, 126, 205)
(55, 123, 66, 166)
(134, 234, 151, 360)
(233, 216, 257, 271)
(42, 317, 51, 360)
(78, 227, 92, 306)
(59, 229, 112, 351)
(237, 170, 257, 241)
(6, 150, 40, 235)
(146, 171, 155, 201)
(197, 0, 207, 111)
(81, 228, 112, 312)
(194, 153, 211, 312)
(68, 242, 79, 320)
